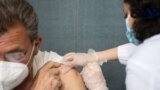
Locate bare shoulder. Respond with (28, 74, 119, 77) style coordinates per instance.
(59, 65, 86, 90)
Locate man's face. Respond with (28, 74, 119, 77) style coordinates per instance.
(0, 24, 34, 64)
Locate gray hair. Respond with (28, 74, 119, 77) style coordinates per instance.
(0, 0, 38, 43)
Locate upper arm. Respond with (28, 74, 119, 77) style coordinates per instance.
(59, 65, 86, 90)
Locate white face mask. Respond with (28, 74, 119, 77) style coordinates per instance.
(0, 43, 35, 90)
(0, 61, 29, 90)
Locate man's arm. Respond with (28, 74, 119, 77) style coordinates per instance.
(59, 65, 86, 90)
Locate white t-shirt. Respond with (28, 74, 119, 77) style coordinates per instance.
(118, 34, 160, 90)
(32, 51, 63, 77)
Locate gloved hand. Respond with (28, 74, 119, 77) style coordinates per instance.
(62, 49, 98, 67)
(81, 62, 108, 90)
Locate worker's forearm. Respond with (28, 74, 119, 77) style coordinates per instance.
(96, 47, 118, 62)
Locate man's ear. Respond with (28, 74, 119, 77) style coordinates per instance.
(34, 36, 42, 55)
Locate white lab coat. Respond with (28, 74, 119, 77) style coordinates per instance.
(118, 34, 160, 90)
(32, 51, 63, 77)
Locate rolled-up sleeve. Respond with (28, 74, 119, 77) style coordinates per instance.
(33, 51, 63, 77)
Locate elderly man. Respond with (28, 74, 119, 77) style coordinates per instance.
(0, 0, 86, 90)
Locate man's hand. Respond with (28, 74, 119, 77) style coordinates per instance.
(31, 61, 62, 90)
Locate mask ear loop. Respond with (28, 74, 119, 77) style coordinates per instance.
(26, 41, 35, 66)
(25, 41, 36, 78)
(12, 41, 36, 87)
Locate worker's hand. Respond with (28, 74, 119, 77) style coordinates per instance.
(62, 52, 98, 68)
(81, 62, 108, 90)
(31, 61, 62, 90)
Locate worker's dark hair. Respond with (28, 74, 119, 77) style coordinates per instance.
(0, 0, 38, 43)
(124, 0, 160, 42)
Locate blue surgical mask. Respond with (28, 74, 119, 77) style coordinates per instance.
(125, 14, 141, 45)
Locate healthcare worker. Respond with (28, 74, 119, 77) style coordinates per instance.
(62, 0, 160, 90)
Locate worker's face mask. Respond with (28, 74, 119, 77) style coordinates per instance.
(0, 42, 35, 90)
(125, 14, 141, 45)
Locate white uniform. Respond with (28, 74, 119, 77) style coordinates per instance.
(32, 51, 63, 77)
(118, 34, 160, 90)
